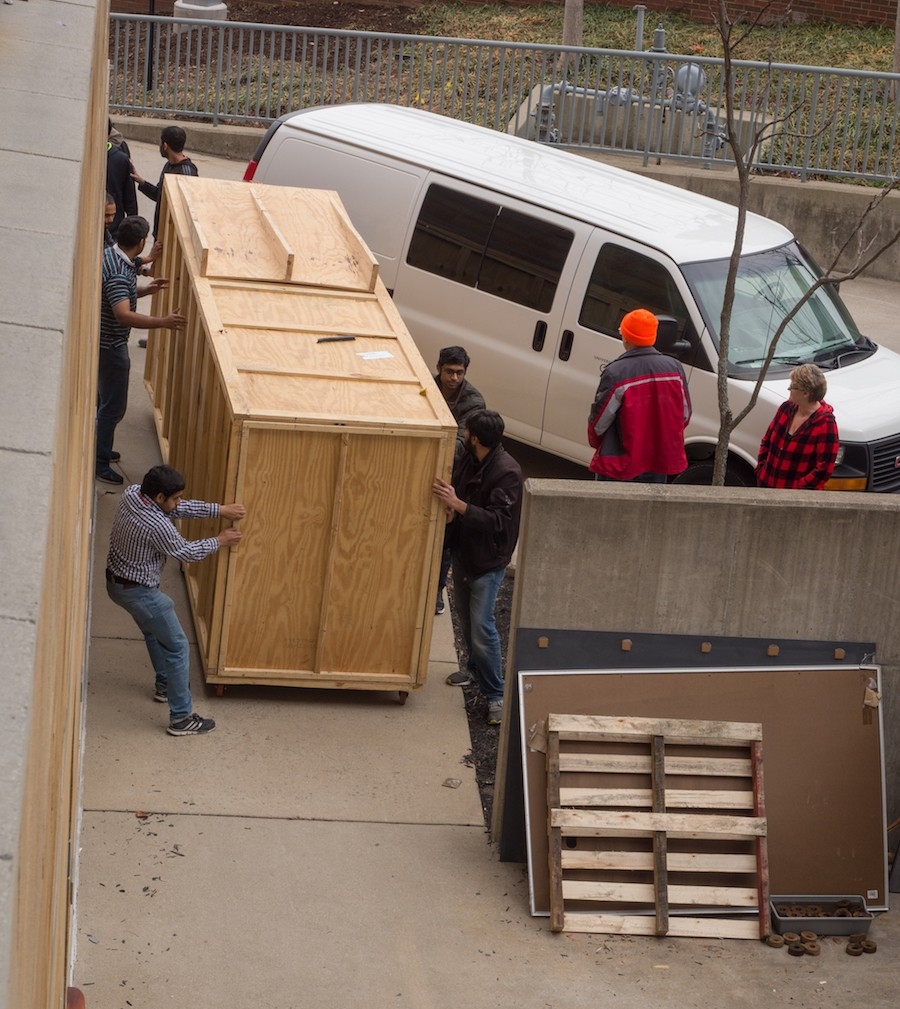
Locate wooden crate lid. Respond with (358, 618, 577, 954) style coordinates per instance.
(166, 175, 378, 292)
(160, 175, 455, 430)
(205, 268, 453, 427)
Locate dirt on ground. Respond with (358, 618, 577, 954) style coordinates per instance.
(446, 572, 513, 833)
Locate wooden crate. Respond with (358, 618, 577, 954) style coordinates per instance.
(144, 175, 456, 693)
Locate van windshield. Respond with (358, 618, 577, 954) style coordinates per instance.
(681, 242, 874, 377)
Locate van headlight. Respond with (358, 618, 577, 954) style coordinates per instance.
(825, 442, 869, 492)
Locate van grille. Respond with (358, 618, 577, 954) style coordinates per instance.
(871, 434, 900, 492)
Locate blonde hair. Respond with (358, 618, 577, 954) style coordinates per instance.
(790, 363, 827, 402)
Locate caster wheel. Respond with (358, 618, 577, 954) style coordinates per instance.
(397, 691, 409, 705)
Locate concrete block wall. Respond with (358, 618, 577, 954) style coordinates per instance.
(512, 480, 900, 825)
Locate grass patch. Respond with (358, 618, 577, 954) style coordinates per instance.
(411, 3, 895, 71)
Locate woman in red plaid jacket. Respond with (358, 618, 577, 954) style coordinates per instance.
(756, 363, 839, 490)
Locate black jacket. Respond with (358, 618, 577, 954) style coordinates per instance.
(448, 444, 523, 579)
(106, 145, 138, 236)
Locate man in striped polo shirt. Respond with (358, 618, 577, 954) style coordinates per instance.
(106, 464, 245, 736)
(97, 215, 185, 484)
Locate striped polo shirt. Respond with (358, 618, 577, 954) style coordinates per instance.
(99, 245, 138, 350)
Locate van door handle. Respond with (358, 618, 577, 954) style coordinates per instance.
(559, 329, 574, 361)
(532, 320, 547, 351)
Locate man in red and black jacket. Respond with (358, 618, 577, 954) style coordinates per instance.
(588, 308, 692, 483)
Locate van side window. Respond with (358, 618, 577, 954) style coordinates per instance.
(579, 244, 709, 370)
(407, 184, 573, 312)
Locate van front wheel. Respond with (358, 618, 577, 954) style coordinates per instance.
(671, 459, 756, 487)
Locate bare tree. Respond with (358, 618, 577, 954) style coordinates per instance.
(561, 0, 584, 50)
(710, 0, 900, 484)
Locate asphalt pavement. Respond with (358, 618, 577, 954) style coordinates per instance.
(72, 141, 899, 1008)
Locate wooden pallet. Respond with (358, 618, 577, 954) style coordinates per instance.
(546, 714, 769, 939)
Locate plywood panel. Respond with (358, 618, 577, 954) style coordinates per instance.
(217, 427, 340, 673)
(177, 178, 378, 291)
(212, 281, 396, 335)
(319, 433, 442, 677)
(518, 665, 887, 915)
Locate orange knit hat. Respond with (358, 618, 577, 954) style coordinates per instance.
(619, 309, 658, 346)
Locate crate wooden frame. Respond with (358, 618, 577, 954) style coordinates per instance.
(546, 713, 769, 939)
(144, 175, 456, 692)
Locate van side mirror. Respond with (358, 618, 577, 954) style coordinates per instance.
(655, 315, 692, 357)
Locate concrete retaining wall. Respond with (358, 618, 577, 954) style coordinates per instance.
(512, 480, 900, 825)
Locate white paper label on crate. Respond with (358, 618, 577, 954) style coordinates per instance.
(358, 351, 394, 360)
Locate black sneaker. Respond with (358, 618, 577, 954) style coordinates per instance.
(153, 687, 167, 703)
(446, 669, 474, 686)
(167, 713, 215, 736)
(110, 450, 121, 462)
(435, 590, 445, 615)
(96, 466, 124, 485)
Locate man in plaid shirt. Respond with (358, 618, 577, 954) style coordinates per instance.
(106, 465, 245, 735)
(756, 363, 839, 490)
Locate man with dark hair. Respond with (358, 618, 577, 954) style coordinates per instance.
(131, 124, 199, 238)
(97, 215, 186, 484)
(433, 409, 523, 725)
(106, 465, 246, 736)
(433, 345, 486, 615)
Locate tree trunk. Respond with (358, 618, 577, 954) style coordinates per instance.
(893, 1, 900, 100)
(562, 0, 584, 49)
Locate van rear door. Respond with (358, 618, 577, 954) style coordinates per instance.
(541, 232, 710, 463)
(391, 178, 590, 445)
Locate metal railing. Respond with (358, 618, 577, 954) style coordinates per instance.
(109, 14, 900, 181)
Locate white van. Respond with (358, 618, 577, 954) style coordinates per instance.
(245, 103, 900, 491)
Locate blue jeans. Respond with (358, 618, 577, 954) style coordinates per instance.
(96, 343, 130, 468)
(451, 565, 506, 702)
(106, 579, 193, 721)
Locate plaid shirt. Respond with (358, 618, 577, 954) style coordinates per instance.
(756, 400, 839, 490)
(106, 484, 221, 587)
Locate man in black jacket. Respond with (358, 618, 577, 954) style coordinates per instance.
(106, 121, 138, 237)
(433, 410, 523, 725)
(131, 124, 199, 238)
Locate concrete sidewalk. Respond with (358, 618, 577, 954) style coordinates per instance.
(74, 354, 900, 1009)
(72, 140, 899, 1009)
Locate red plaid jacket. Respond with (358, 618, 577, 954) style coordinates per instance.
(756, 400, 839, 490)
